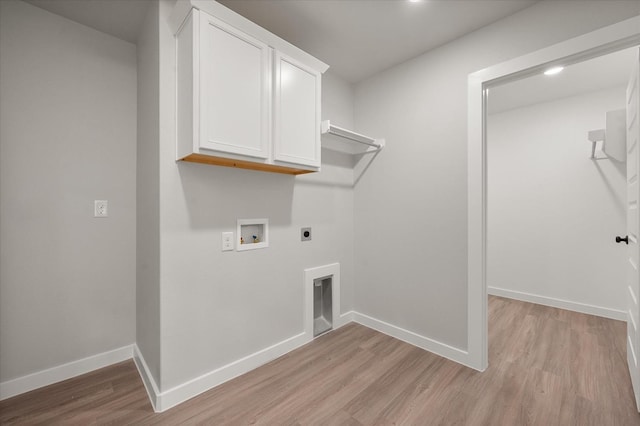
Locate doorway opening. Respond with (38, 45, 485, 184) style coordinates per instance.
(485, 48, 634, 320)
(467, 16, 640, 373)
(483, 48, 637, 412)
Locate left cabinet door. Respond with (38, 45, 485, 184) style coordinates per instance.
(198, 12, 271, 159)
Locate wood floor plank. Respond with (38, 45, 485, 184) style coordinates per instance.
(1, 296, 639, 425)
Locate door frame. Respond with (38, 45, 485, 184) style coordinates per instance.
(467, 16, 640, 371)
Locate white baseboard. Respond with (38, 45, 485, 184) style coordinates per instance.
(0, 344, 134, 401)
(138, 310, 361, 412)
(488, 286, 627, 321)
(152, 332, 311, 412)
(133, 345, 160, 412)
(351, 312, 472, 369)
(137, 310, 473, 411)
(337, 310, 355, 327)
(0, 310, 475, 411)
(0, 311, 477, 410)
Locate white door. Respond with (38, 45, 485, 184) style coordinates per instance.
(199, 12, 270, 159)
(626, 48, 640, 412)
(273, 51, 321, 168)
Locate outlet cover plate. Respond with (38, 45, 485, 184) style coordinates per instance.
(94, 200, 108, 218)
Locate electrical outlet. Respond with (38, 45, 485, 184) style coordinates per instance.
(94, 200, 108, 218)
(301, 227, 312, 241)
(222, 232, 234, 251)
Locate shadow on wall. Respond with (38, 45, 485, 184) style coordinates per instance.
(177, 161, 295, 229)
(295, 149, 355, 189)
(322, 148, 355, 169)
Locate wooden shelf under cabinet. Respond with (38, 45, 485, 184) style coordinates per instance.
(180, 154, 315, 175)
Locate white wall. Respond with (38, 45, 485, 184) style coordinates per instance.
(0, 0, 137, 382)
(136, 1, 162, 387)
(488, 87, 627, 318)
(148, 0, 356, 391)
(354, 1, 640, 351)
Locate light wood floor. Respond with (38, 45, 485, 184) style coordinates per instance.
(2, 296, 639, 425)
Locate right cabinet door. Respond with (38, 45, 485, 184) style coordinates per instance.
(273, 51, 321, 168)
(198, 12, 270, 159)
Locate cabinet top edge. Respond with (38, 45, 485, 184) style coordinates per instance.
(170, 0, 330, 74)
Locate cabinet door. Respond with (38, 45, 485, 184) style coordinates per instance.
(273, 51, 321, 168)
(199, 13, 270, 159)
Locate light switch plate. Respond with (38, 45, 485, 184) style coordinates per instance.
(222, 232, 234, 251)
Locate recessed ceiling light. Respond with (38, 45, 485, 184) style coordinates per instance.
(409, 0, 422, 3)
(544, 66, 564, 76)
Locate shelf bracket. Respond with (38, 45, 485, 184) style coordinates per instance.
(321, 120, 384, 154)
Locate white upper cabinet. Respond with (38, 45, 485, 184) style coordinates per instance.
(199, 13, 270, 159)
(173, 3, 328, 175)
(273, 52, 321, 168)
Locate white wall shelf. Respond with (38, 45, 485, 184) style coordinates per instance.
(321, 120, 384, 155)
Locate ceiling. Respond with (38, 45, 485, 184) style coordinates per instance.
(488, 47, 639, 114)
(218, 0, 538, 82)
(22, 0, 635, 108)
(24, 0, 150, 44)
(25, 0, 538, 83)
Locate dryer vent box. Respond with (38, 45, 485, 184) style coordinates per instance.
(313, 277, 332, 337)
